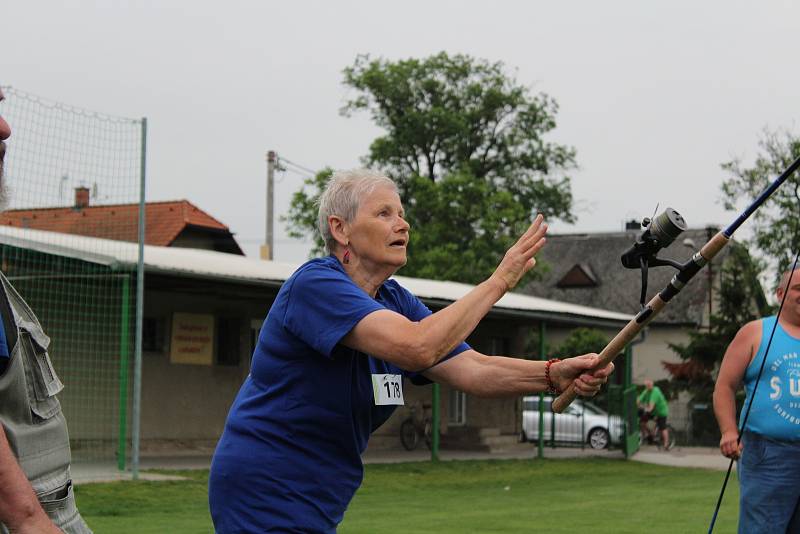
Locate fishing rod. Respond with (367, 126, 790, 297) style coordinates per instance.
(552, 154, 800, 413)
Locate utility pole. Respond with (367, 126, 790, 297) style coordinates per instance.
(261, 150, 276, 260)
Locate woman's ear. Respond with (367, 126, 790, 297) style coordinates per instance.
(328, 215, 349, 247)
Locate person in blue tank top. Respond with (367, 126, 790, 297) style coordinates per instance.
(714, 267, 800, 534)
(208, 169, 615, 533)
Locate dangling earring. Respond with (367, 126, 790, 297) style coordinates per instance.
(343, 246, 351, 264)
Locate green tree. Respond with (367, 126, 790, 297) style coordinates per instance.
(667, 245, 768, 383)
(284, 168, 332, 255)
(400, 172, 533, 283)
(551, 328, 620, 404)
(286, 52, 576, 284)
(553, 328, 610, 358)
(665, 244, 769, 443)
(721, 129, 800, 276)
(523, 327, 610, 362)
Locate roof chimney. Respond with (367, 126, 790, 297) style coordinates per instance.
(75, 187, 90, 209)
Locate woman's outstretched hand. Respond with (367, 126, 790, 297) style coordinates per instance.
(489, 214, 548, 292)
(551, 354, 614, 397)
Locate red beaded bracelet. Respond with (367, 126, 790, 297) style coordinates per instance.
(545, 358, 562, 395)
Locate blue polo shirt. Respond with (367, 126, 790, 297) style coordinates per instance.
(209, 256, 469, 533)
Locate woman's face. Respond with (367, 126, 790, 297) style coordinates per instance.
(347, 185, 410, 270)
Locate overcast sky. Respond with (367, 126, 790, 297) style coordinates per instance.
(3, 1, 798, 262)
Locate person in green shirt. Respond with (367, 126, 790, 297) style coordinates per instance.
(637, 379, 670, 450)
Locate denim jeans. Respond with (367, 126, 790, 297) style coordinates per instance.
(737, 432, 800, 534)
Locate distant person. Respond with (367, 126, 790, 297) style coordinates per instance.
(208, 168, 615, 532)
(637, 378, 671, 450)
(713, 268, 800, 534)
(0, 88, 92, 533)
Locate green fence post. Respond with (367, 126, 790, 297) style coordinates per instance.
(431, 383, 440, 462)
(625, 344, 633, 386)
(131, 117, 147, 480)
(623, 345, 640, 458)
(117, 275, 130, 471)
(537, 321, 546, 459)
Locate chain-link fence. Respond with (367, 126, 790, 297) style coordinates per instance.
(0, 86, 144, 467)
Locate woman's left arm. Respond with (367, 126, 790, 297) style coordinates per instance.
(423, 349, 613, 398)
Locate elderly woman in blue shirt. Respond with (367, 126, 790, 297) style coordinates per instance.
(209, 169, 613, 533)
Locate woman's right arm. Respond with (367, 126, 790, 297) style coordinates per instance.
(342, 215, 547, 371)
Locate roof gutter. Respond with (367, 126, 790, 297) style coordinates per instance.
(420, 297, 629, 329)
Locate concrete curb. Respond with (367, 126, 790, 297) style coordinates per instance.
(71, 445, 732, 484)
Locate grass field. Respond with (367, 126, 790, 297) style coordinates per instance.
(75, 458, 739, 533)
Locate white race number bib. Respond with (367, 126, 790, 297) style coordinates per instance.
(372, 373, 404, 405)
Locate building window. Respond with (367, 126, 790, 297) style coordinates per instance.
(448, 389, 466, 426)
(142, 317, 165, 352)
(556, 263, 598, 288)
(216, 317, 241, 366)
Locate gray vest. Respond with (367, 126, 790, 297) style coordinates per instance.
(0, 272, 91, 534)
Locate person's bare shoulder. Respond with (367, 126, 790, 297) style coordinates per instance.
(722, 319, 762, 371)
(736, 320, 762, 348)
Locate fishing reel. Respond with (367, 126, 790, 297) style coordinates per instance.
(621, 208, 688, 308)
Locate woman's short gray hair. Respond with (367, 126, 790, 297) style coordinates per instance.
(317, 169, 398, 254)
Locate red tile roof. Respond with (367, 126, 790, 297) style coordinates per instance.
(0, 200, 232, 247)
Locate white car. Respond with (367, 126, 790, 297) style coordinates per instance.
(521, 396, 624, 450)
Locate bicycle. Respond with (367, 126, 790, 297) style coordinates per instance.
(638, 412, 676, 450)
(400, 402, 432, 451)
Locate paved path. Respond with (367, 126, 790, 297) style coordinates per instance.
(71, 443, 733, 484)
(361, 443, 624, 464)
(363, 443, 734, 471)
(632, 444, 734, 471)
(72, 455, 212, 484)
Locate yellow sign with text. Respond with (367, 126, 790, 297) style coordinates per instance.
(170, 312, 214, 365)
